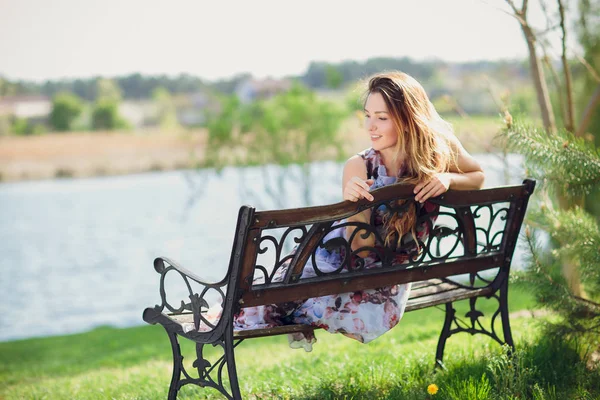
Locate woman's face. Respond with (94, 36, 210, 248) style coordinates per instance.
(364, 92, 398, 152)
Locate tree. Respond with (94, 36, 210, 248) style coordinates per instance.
(576, 0, 600, 219)
(91, 101, 127, 130)
(504, 0, 556, 134)
(573, 0, 600, 139)
(152, 87, 180, 130)
(91, 79, 128, 130)
(96, 78, 122, 104)
(204, 83, 348, 208)
(325, 65, 344, 89)
(499, 1, 600, 362)
(500, 0, 600, 296)
(0, 77, 16, 97)
(10, 117, 30, 135)
(301, 58, 436, 90)
(49, 92, 83, 131)
(504, 121, 600, 350)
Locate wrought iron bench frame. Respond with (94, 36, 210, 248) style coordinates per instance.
(143, 179, 536, 399)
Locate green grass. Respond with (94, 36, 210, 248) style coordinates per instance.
(1, 286, 598, 399)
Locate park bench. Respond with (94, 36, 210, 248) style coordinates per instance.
(143, 179, 536, 399)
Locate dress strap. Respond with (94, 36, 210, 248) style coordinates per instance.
(358, 148, 379, 180)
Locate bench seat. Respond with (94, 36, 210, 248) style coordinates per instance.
(162, 278, 494, 340)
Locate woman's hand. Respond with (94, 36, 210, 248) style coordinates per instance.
(343, 177, 375, 202)
(414, 173, 451, 203)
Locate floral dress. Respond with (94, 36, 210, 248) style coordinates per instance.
(193, 148, 438, 351)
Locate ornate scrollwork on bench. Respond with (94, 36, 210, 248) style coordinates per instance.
(473, 203, 510, 254)
(150, 257, 228, 332)
(251, 199, 511, 292)
(254, 226, 308, 284)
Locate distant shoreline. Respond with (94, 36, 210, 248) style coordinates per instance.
(0, 129, 207, 183)
(0, 116, 503, 183)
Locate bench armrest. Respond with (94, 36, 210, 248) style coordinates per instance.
(148, 256, 229, 332)
(154, 256, 226, 286)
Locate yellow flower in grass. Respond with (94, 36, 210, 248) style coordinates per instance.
(427, 383, 439, 395)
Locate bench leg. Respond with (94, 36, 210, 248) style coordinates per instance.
(224, 328, 242, 400)
(189, 328, 242, 400)
(164, 329, 183, 400)
(499, 281, 515, 351)
(435, 283, 515, 370)
(435, 302, 455, 368)
(162, 327, 242, 400)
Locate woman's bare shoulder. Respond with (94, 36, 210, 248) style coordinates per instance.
(343, 154, 368, 178)
(344, 154, 366, 168)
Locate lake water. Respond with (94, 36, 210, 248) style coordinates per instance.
(0, 154, 526, 342)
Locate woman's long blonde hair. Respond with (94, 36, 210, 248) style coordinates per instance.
(365, 71, 459, 248)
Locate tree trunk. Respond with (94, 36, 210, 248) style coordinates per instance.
(562, 258, 583, 297)
(543, 55, 567, 124)
(557, 182, 585, 297)
(577, 84, 600, 137)
(522, 24, 557, 134)
(558, 0, 576, 133)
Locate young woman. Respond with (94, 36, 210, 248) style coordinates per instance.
(343, 72, 484, 253)
(199, 71, 484, 351)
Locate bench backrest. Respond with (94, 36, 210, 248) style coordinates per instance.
(225, 180, 535, 313)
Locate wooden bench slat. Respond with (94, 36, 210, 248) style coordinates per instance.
(409, 280, 459, 300)
(234, 325, 316, 339)
(411, 278, 444, 290)
(241, 254, 501, 307)
(406, 286, 493, 312)
(169, 313, 194, 324)
(251, 184, 530, 229)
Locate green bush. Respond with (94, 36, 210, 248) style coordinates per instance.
(91, 100, 128, 130)
(49, 92, 83, 131)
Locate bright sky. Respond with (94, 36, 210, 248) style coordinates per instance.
(1, 0, 567, 83)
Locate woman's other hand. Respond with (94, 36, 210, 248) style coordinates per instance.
(413, 173, 451, 203)
(413, 136, 485, 203)
(343, 176, 375, 202)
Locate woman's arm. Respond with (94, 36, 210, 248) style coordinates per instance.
(446, 134, 485, 189)
(342, 155, 375, 254)
(414, 135, 485, 203)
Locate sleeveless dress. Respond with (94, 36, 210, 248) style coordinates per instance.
(190, 148, 438, 351)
